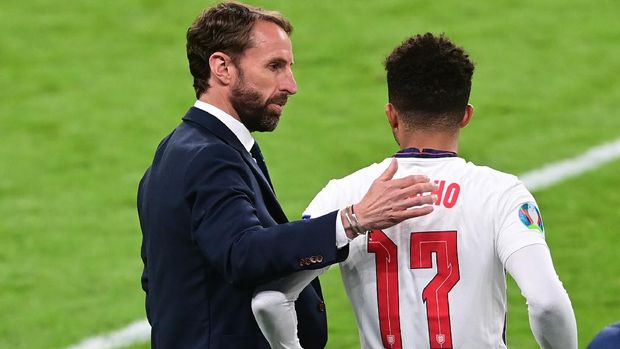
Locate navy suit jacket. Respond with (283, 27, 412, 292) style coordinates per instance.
(138, 107, 347, 348)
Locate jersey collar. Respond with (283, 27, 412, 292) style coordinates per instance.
(394, 147, 458, 158)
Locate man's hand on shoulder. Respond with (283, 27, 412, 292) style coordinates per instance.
(341, 158, 437, 239)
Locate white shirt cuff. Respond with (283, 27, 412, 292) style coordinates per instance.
(335, 209, 349, 248)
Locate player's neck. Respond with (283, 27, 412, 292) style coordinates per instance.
(397, 130, 459, 153)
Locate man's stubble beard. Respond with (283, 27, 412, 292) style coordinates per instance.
(230, 73, 288, 133)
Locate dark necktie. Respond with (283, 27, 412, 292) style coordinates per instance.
(250, 142, 273, 188)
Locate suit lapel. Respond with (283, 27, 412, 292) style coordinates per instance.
(182, 107, 288, 223)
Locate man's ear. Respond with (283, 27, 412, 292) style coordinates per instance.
(385, 103, 399, 130)
(208, 52, 235, 86)
(460, 104, 474, 128)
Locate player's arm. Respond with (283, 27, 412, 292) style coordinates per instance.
(251, 178, 350, 349)
(505, 244, 578, 349)
(495, 180, 577, 349)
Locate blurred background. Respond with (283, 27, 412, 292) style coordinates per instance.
(1, 0, 619, 348)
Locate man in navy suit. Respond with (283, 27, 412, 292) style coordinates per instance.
(137, 2, 438, 348)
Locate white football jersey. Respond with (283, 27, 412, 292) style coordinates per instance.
(303, 152, 547, 349)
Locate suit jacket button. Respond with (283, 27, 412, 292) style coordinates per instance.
(317, 302, 326, 312)
(299, 260, 305, 267)
(316, 255, 324, 263)
(310, 256, 317, 263)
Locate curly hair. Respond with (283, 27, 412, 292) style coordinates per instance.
(384, 33, 475, 130)
(186, 2, 293, 99)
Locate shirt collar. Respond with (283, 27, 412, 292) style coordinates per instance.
(193, 100, 255, 153)
(394, 147, 458, 158)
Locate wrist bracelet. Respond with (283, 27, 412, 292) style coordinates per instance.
(348, 205, 370, 235)
(344, 206, 364, 237)
(343, 206, 355, 233)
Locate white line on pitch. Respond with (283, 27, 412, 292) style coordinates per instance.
(65, 319, 150, 349)
(520, 138, 620, 191)
(65, 137, 620, 349)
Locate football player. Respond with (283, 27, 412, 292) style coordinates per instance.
(252, 33, 577, 349)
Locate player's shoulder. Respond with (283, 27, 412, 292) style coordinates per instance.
(305, 159, 390, 217)
(315, 158, 390, 201)
(462, 159, 522, 189)
(460, 160, 537, 213)
(325, 158, 391, 189)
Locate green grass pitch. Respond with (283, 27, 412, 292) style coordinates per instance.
(1, 0, 619, 348)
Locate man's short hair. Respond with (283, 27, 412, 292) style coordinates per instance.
(384, 33, 475, 131)
(186, 2, 293, 98)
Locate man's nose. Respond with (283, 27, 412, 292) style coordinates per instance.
(281, 69, 297, 95)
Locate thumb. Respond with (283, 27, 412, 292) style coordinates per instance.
(377, 157, 398, 182)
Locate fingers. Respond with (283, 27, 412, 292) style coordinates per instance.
(392, 182, 437, 202)
(382, 192, 437, 226)
(397, 193, 437, 209)
(376, 158, 398, 182)
(395, 205, 435, 221)
(390, 174, 431, 188)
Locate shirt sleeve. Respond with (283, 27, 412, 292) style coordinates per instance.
(252, 268, 328, 349)
(495, 180, 547, 265)
(505, 244, 578, 349)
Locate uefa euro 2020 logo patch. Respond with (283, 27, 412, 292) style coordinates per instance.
(519, 202, 544, 235)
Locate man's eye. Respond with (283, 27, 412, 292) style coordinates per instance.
(268, 63, 281, 70)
